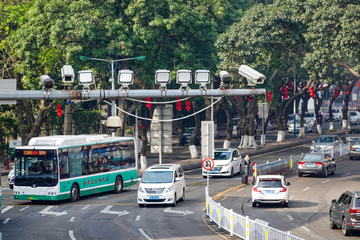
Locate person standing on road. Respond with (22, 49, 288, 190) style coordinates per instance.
(243, 154, 251, 184)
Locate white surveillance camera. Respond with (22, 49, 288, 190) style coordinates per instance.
(61, 65, 75, 83)
(219, 71, 233, 84)
(40, 75, 54, 89)
(106, 116, 122, 133)
(238, 65, 266, 85)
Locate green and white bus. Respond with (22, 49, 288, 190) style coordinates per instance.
(13, 135, 138, 201)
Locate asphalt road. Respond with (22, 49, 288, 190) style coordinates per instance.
(0, 120, 352, 240)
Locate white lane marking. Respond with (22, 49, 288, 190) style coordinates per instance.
(19, 206, 30, 212)
(301, 226, 311, 232)
(287, 215, 293, 221)
(97, 196, 109, 199)
(250, 144, 310, 157)
(70, 217, 75, 222)
(138, 228, 153, 240)
(199, 179, 207, 182)
(69, 230, 76, 240)
(1, 206, 13, 214)
(136, 215, 141, 221)
(289, 196, 295, 200)
(303, 187, 310, 191)
(188, 186, 200, 190)
(321, 180, 330, 183)
(342, 173, 351, 177)
(81, 205, 90, 210)
(3, 218, 10, 224)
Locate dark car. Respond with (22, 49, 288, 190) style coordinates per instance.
(297, 153, 336, 177)
(181, 127, 201, 145)
(330, 191, 360, 236)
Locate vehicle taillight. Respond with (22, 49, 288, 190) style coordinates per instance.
(298, 162, 305, 165)
(253, 187, 260, 192)
(315, 162, 324, 166)
(349, 209, 360, 214)
(350, 147, 355, 151)
(280, 187, 287, 192)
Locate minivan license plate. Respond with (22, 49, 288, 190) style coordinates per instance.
(150, 196, 159, 200)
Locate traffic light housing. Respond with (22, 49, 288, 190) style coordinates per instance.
(56, 104, 63, 117)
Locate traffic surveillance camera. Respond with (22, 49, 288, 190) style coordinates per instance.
(106, 116, 122, 133)
(40, 75, 54, 89)
(61, 65, 75, 83)
(238, 65, 266, 86)
(219, 71, 233, 84)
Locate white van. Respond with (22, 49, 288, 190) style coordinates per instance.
(137, 164, 186, 207)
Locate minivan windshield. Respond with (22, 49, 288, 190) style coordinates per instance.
(304, 113, 314, 118)
(332, 109, 340, 113)
(349, 129, 360, 134)
(141, 171, 173, 183)
(351, 112, 357, 116)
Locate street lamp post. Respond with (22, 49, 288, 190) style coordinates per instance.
(80, 55, 145, 136)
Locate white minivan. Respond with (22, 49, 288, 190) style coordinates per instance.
(137, 164, 186, 207)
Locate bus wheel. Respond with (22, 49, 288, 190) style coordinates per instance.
(115, 176, 123, 194)
(70, 184, 79, 202)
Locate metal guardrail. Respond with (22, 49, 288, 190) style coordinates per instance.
(255, 143, 349, 176)
(205, 187, 304, 240)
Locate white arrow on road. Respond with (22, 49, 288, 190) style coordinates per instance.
(39, 206, 68, 217)
(163, 207, 193, 216)
(100, 205, 129, 217)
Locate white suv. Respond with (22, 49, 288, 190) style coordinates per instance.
(137, 164, 186, 207)
(202, 148, 243, 178)
(252, 175, 291, 207)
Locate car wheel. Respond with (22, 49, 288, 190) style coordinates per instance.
(230, 168, 234, 178)
(9, 185, 13, 189)
(115, 176, 123, 194)
(252, 202, 256, 207)
(323, 168, 328, 178)
(180, 188, 185, 202)
(305, 127, 308, 133)
(70, 184, 79, 202)
(342, 218, 350, 236)
(139, 204, 145, 208)
(298, 172, 303, 177)
(350, 156, 354, 160)
(330, 212, 337, 229)
(284, 202, 288, 208)
(172, 193, 177, 207)
(332, 166, 336, 175)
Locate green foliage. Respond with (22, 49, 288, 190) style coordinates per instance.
(73, 110, 103, 135)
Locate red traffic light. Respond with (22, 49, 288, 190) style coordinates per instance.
(175, 97, 182, 111)
(146, 97, 152, 109)
(56, 104, 62, 117)
(185, 100, 191, 111)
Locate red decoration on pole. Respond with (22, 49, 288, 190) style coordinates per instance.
(56, 104, 63, 117)
(176, 97, 182, 111)
(283, 85, 288, 99)
(185, 100, 191, 111)
(247, 95, 253, 101)
(266, 91, 272, 102)
(145, 97, 152, 109)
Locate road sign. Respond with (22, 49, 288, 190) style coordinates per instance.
(0, 79, 16, 105)
(150, 105, 173, 154)
(258, 103, 268, 119)
(202, 158, 214, 171)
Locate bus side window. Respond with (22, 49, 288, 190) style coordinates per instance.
(59, 150, 70, 179)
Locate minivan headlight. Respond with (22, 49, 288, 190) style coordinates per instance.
(164, 185, 174, 193)
(138, 187, 146, 193)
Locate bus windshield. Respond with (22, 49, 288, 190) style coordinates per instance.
(15, 149, 58, 187)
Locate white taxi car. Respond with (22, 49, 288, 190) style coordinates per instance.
(252, 175, 291, 207)
(202, 148, 243, 178)
(137, 164, 186, 207)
